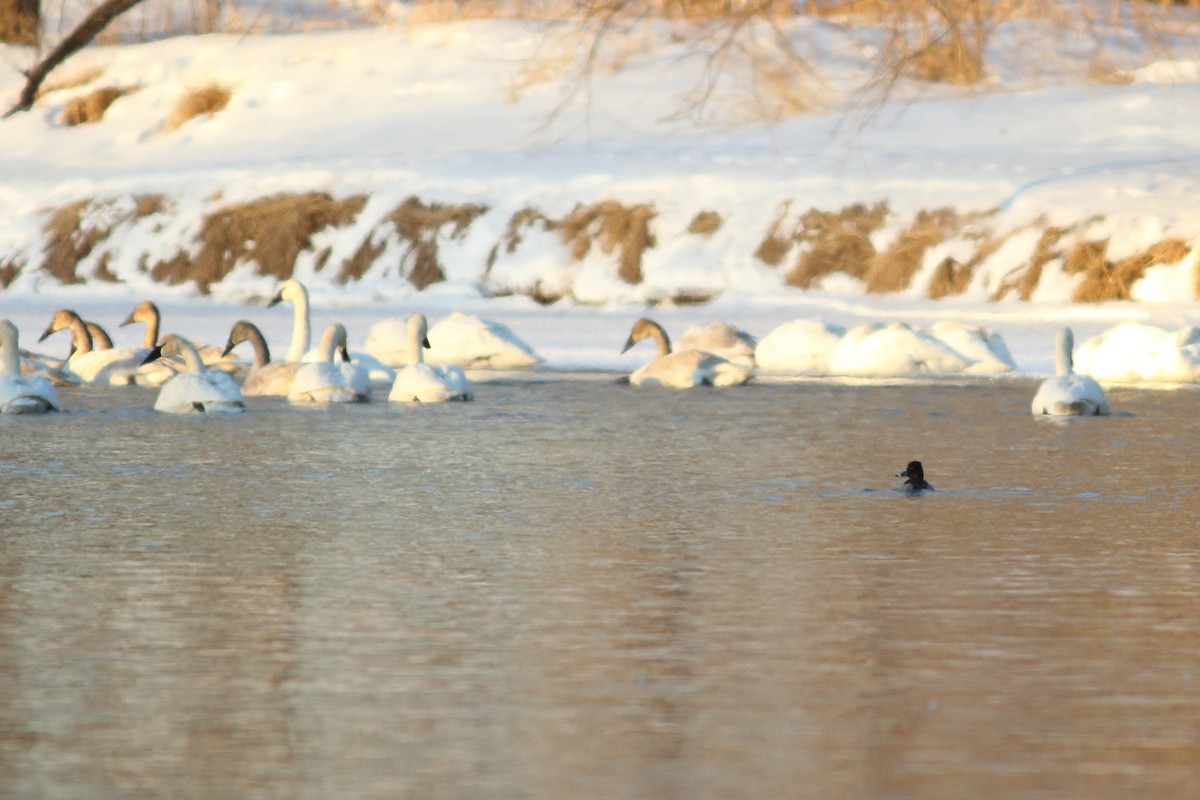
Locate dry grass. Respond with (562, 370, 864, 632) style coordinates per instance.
(865, 207, 961, 293)
(1071, 237, 1190, 302)
(164, 84, 232, 132)
(0, 256, 23, 288)
(785, 202, 889, 288)
(558, 200, 657, 285)
(151, 193, 367, 292)
(344, 197, 489, 288)
(989, 223, 1068, 301)
(40, 196, 165, 284)
(687, 210, 723, 236)
(60, 87, 137, 126)
(38, 67, 106, 99)
(925, 224, 1012, 299)
(754, 202, 795, 266)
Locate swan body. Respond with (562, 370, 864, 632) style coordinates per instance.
(39, 309, 145, 386)
(366, 312, 542, 369)
(1073, 322, 1200, 384)
(621, 318, 753, 388)
(288, 323, 369, 403)
(754, 320, 846, 373)
(221, 320, 304, 397)
(1031, 328, 1111, 416)
(1, 320, 60, 413)
(144, 334, 244, 414)
(927, 322, 1016, 374)
(389, 314, 474, 402)
(828, 322, 973, 377)
(678, 322, 757, 368)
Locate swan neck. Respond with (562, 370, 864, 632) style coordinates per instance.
(650, 322, 671, 356)
(1055, 329, 1074, 376)
(68, 314, 92, 356)
(288, 289, 311, 362)
(0, 327, 19, 376)
(176, 337, 206, 372)
(247, 327, 270, 367)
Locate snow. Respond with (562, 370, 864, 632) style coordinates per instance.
(2, 4, 1200, 382)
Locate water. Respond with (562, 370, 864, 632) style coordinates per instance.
(3, 376, 1200, 799)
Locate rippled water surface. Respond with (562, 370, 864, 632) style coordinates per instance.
(3, 376, 1200, 799)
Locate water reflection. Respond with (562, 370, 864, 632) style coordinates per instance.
(2, 378, 1200, 798)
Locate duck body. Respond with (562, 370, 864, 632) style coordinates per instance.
(1031, 328, 1111, 416)
(1, 320, 61, 413)
(898, 461, 933, 494)
(144, 335, 244, 414)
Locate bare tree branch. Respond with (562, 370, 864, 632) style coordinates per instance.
(4, 0, 147, 118)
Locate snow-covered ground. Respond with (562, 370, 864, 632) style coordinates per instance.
(2, 3, 1200, 378)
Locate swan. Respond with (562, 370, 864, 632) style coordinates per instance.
(365, 312, 542, 369)
(621, 317, 753, 388)
(678, 322, 757, 368)
(221, 320, 304, 397)
(1, 320, 60, 413)
(1031, 328, 1111, 416)
(828, 322, 973, 377)
(389, 314, 474, 402)
(1072, 322, 1200, 384)
(288, 323, 369, 403)
(926, 322, 1016, 374)
(754, 320, 846, 373)
(121, 300, 241, 376)
(38, 309, 144, 385)
(898, 461, 933, 493)
(269, 279, 396, 386)
(85, 321, 114, 350)
(142, 334, 245, 414)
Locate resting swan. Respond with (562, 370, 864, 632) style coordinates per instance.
(221, 320, 304, 397)
(269, 279, 395, 386)
(122, 300, 241, 375)
(288, 323, 370, 403)
(38, 309, 144, 386)
(678, 322, 757, 368)
(621, 318, 753, 388)
(142, 334, 245, 414)
(1, 320, 60, 413)
(389, 314, 474, 402)
(1031, 328, 1111, 416)
(365, 312, 542, 369)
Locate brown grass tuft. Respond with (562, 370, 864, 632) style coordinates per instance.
(151, 192, 367, 292)
(165, 84, 232, 132)
(925, 224, 1011, 299)
(61, 87, 136, 126)
(754, 202, 795, 267)
(347, 197, 489, 289)
(989, 224, 1071, 302)
(1072, 237, 1191, 303)
(558, 200, 657, 285)
(865, 207, 960, 293)
(0, 257, 23, 288)
(786, 202, 889, 288)
(38, 67, 106, 99)
(40, 197, 161, 284)
(687, 210, 723, 236)
(908, 40, 985, 85)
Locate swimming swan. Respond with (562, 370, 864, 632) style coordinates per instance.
(39, 309, 144, 386)
(621, 318, 753, 388)
(221, 320, 304, 397)
(1031, 328, 1111, 416)
(678, 322, 757, 368)
(288, 323, 370, 403)
(898, 461, 933, 493)
(142, 334, 245, 414)
(1, 320, 60, 413)
(366, 312, 542, 369)
(389, 314, 474, 402)
(269, 279, 395, 386)
(122, 300, 241, 375)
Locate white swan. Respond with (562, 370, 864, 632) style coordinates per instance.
(143, 334, 245, 414)
(389, 314, 474, 402)
(828, 322, 973, 377)
(221, 320, 304, 397)
(927, 322, 1016, 374)
(365, 312, 542, 369)
(121, 300, 242, 376)
(38, 309, 145, 386)
(269, 279, 396, 386)
(621, 318, 753, 388)
(678, 322, 757, 368)
(1072, 322, 1200, 384)
(1, 320, 60, 413)
(754, 320, 846, 373)
(1031, 328, 1111, 416)
(288, 323, 369, 404)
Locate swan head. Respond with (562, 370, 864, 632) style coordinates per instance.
(121, 300, 159, 327)
(622, 318, 670, 355)
(38, 309, 83, 342)
(222, 320, 263, 357)
(268, 279, 308, 308)
(409, 314, 431, 346)
(897, 460, 933, 493)
(0, 319, 17, 348)
(142, 334, 197, 366)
